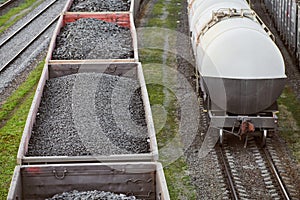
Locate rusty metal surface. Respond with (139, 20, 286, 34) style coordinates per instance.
(8, 162, 170, 200)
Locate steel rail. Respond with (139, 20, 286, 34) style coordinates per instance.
(0, 0, 15, 10)
(217, 145, 239, 200)
(0, 0, 58, 48)
(0, 15, 59, 72)
(262, 147, 291, 200)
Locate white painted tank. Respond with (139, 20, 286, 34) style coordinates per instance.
(188, 0, 286, 114)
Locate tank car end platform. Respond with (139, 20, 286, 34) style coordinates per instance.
(207, 106, 279, 147)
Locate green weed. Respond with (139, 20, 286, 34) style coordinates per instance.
(277, 87, 300, 163)
(139, 0, 197, 196)
(0, 0, 42, 34)
(0, 62, 44, 198)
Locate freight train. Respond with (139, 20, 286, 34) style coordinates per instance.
(8, 0, 170, 199)
(7, 0, 289, 198)
(187, 0, 287, 145)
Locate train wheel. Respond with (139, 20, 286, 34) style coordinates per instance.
(262, 129, 267, 147)
(219, 129, 223, 146)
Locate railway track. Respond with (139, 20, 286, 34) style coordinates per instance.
(263, 137, 300, 199)
(0, 0, 16, 10)
(0, 0, 58, 48)
(261, 146, 290, 199)
(249, 138, 291, 199)
(215, 141, 250, 199)
(215, 135, 298, 199)
(216, 145, 239, 200)
(0, 0, 62, 73)
(0, 16, 59, 72)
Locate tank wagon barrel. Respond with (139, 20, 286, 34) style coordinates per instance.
(188, 0, 286, 115)
(188, 0, 287, 144)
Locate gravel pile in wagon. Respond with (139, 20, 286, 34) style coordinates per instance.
(26, 73, 149, 157)
(69, 0, 131, 12)
(46, 190, 138, 200)
(52, 18, 133, 60)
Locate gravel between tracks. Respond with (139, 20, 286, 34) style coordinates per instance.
(0, 30, 52, 95)
(69, 0, 131, 12)
(174, 1, 226, 198)
(0, 0, 66, 98)
(46, 190, 138, 200)
(52, 18, 134, 60)
(0, 0, 60, 44)
(27, 73, 149, 156)
(0, 0, 64, 67)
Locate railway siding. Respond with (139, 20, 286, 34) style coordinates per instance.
(265, 137, 300, 199)
(215, 135, 298, 199)
(0, 0, 66, 97)
(0, 0, 63, 69)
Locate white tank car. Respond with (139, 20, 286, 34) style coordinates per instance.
(188, 0, 286, 114)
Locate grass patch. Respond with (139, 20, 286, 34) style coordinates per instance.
(0, 62, 44, 198)
(139, 0, 197, 196)
(139, 49, 177, 67)
(277, 87, 300, 163)
(0, 0, 41, 34)
(142, 64, 197, 198)
(147, 83, 179, 148)
(0, 61, 44, 125)
(147, 0, 182, 29)
(0, 90, 35, 198)
(139, 49, 164, 64)
(164, 157, 197, 199)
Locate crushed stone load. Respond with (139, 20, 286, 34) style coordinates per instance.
(27, 73, 149, 157)
(27, 75, 89, 156)
(52, 18, 134, 60)
(46, 190, 139, 200)
(69, 0, 131, 12)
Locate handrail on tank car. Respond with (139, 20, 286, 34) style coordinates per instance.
(196, 8, 275, 43)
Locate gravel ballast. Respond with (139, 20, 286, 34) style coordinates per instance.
(69, 0, 131, 12)
(27, 73, 149, 156)
(52, 18, 134, 60)
(46, 190, 138, 200)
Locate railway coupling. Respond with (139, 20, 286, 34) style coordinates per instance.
(208, 110, 279, 147)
